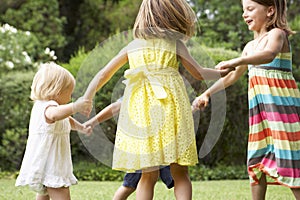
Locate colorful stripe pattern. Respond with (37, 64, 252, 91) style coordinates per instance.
(247, 52, 300, 188)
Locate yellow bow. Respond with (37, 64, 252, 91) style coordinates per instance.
(123, 66, 178, 99)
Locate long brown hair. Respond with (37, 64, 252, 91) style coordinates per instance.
(133, 0, 197, 40)
(250, 0, 294, 35)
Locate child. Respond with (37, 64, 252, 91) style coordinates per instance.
(84, 100, 174, 200)
(193, 0, 300, 199)
(15, 62, 92, 200)
(83, 0, 233, 199)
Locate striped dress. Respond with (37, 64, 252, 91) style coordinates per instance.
(247, 50, 300, 188)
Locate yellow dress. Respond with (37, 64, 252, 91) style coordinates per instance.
(112, 38, 198, 172)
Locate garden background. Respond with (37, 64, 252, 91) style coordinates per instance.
(0, 0, 299, 198)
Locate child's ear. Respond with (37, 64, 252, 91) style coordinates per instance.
(267, 6, 275, 17)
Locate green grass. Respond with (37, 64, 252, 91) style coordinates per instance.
(1, 179, 294, 200)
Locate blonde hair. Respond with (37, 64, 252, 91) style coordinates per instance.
(133, 0, 197, 40)
(30, 62, 75, 101)
(250, 0, 294, 35)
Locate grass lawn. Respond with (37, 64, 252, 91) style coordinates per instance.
(0, 179, 293, 200)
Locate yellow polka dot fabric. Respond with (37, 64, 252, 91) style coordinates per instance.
(112, 38, 198, 172)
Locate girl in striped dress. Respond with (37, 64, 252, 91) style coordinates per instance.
(193, 0, 300, 199)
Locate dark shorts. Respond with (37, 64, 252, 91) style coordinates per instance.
(123, 166, 174, 189)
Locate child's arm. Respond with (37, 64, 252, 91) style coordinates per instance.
(84, 101, 121, 128)
(216, 28, 285, 70)
(192, 49, 248, 110)
(192, 65, 247, 110)
(69, 116, 92, 135)
(45, 98, 92, 123)
(176, 40, 234, 80)
(84, 49, 128, 101)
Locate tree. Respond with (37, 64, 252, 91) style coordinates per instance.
(192, 0, 300, 68)
(1, 0, 67, 59)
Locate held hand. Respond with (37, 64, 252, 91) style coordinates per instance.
(80, 125, 93, 136)
(72, 97, 93, 116)
(215, 58, 240, 70)
(218, 67, 235, 77)
(192, 93, 210, 111)
(83, 118, 98, 130)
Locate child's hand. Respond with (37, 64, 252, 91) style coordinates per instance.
(218, 67, 235, 77)
(192, 93, 210, 111)
(80, 125, 93, 136)
(83, 118, 97, 130)
(215, 58, 240, 70)
(72, 97, 93, 116)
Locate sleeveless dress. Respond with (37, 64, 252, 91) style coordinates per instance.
(112, 38, 198, 172)
(247, 48, 300, 187)
(15, 100, 77, 194)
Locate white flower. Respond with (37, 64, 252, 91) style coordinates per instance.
(5, 61, 14, 69)
(22, 51, 32, 63)
(3, 23, 17, 33)
(44, 47, 50, 54)
(53, 56, 57, 60)
(49, 50, 55, 57)
(25, 31, 31, 36)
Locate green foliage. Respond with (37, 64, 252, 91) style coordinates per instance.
(73, 0, 139, 51)
(1, 0, 66, 57)
(0, 128, 28, 170)
(189, 164, 248, 181)
(61, 47, 89, 76)
(0, 71, 34, 170)
(73, 161, 124, 181)
(0, 71, 34, 133)
(194, 0, 251, 51)
(0, 24, 55, 75)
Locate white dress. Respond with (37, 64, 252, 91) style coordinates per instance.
(15, 100, 77, 194)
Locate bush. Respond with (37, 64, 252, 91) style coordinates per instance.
(0, 71, 34, 170)
(0, 23, 56, 75)
(189, 164, 248, 181)
(1, 0, 66, 55)
(73, 161, 124, 181)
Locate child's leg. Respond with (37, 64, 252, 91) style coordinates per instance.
(46, 187, 71, 200)
(159, 166, 174, 189)
(113, 185, 136, 200)
(251, 173, 267, 200)
(291, 188, 300, 200)
(170, 163, 192, 200)
(113, 172, 140, 200)
(136, 167, 159, 200)
(36, 194, 50, 200)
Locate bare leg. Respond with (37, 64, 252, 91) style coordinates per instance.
(170, 163, 192, 200)
(136, 168, 159, 200)
(46, 187, 71, 200)
(36, 194, 50, 200)
(291, 188, 300, 200)
(251, 173, 267, 200)
(113, 186, 136, 200)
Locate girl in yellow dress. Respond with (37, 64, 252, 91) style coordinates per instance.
(84, 0, 233, 199)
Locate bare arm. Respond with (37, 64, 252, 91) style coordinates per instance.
(192, 47, 248, 109)
(216, 28, 285, 69)
(45, 103, 75, 123)
(45, 98, 92, 122)
(69, 116, 92, 135)
(84, 101, 121, 128)
(84, 48, 128, 101)
(177, 40, 234, 80)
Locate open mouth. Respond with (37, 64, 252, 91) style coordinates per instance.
(245, 19, 253, 25)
